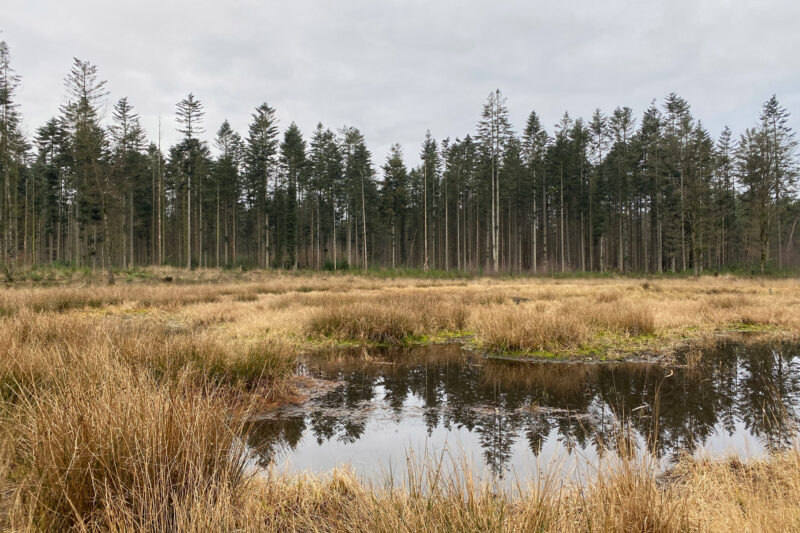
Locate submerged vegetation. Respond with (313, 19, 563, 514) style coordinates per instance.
(1, 268, 800, 530)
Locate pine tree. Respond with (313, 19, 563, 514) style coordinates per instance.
(685, 122, 714, 274)
(713, 126, 737, 268)
(608, 106, 635, 271)
(419, 131, 439, 270)
(0, 39, 23, 273)
(477, 89, 513, 272)
(760, 95, 798, 268)
(663, 93, 693, 271)
(309, 125, 342, 269)
(636, 102, 663, 272)
(62, 58, 109, 273)
(175, 93, 205, 140)
(213, 120, 243, 266)
(522, 111, 549, 272)
(245, 103, 279, 267)
(588, 110, 609, 271)
(381, 144, 408, 268)
(109, 97, 146, 266)
(737, 126, 772, 272)
(33, 118, 71, 264)
(174, 93, 206, 269)
(280, 122, 306, 269)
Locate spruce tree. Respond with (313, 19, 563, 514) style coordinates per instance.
(0, 39, 23, 272)
(280, 122, 306, 269)
(174, 93, 206, 269)
(477, 89, 512, 272)
(62, 58, 109, 272)
(245, 103, 279, 267)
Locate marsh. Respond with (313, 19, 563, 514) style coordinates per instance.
(2, 269, 800, 530)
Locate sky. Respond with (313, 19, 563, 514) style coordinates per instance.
(3, 0, 799, 166)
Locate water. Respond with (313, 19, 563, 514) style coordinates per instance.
(245, 341, 800, 485)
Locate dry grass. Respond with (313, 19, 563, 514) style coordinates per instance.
(306, 292, 469, 343)
(4, 367, 250, 531)
(2, 268, 800, 530)
(472, 301, 655, 354)
(472, 305, 591, 352)
(124, 447, 798, 532)
(4, 379, 800, 533)
(2, 268, 797, 350)
(0, 312, 296, 406)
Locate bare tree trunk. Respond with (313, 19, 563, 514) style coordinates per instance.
(580, 212, 585, 271)
(347, 206, 352, 267)
(680, 168, 686, 271)
(216, 183, 220, 268)
(423, 163, 428, 270)
(361, 172, 368, 270)
(532, 169, 537, 273)
(198, 184, 203, 268)
(186, 171, 191, 270)
(542, 172, 548, 270)
(491, 152, 499, 272)
(129, 191, 134, 267)
(391, 220, 395, 268)
(444, 168, 448, 271)
(456, 169, 461, 271)
(786, 218, 797, 265)
(560, 162, 565, 273)
(777, 189, 783, 269)
(157, 118, 163, 265)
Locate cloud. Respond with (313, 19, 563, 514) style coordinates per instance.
(3, 0, 799, 167)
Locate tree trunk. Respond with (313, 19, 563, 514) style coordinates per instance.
(361, 171, 368, 270)
(423, 163, 428, 271)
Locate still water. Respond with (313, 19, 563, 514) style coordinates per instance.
(246, 341, 800, 485)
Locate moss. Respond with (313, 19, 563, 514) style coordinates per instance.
(726, 322, 780, 332)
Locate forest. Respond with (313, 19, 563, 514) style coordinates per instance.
(0, 39, 797, 276)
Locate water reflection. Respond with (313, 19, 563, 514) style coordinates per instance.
(246, 341, 800, 479)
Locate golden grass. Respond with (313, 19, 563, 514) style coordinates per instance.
(262, 446, 800, 532)
(88, 447, 795, 532)
(4, 376, 800, 533)
(0, 310, 296, 406)
(472, 304, 591, 352)
(5, 367, 250, 531)
(2, 267, 798, 360)
(472, 301, 655, 354)
(306, 293, 469, 343)
(2, 268, 800, 530)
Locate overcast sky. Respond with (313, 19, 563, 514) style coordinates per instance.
(3, 0, 799, 165)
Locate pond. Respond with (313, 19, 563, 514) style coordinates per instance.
(245, 340, 800, 486)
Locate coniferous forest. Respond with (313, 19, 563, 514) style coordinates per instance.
(0, 40, 797, 276)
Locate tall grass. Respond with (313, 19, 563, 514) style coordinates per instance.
(306, 294, 469, 343)
(473, 305, 591, 352)
(0, 311, 296, 408)
(5, 367, 251, 531)
(4, 375, 800, 533)
(232, 447, 800, 532)
(1, 272, 800, 530)
(472, 301, 656, 354)
(579, 302, 656, 336)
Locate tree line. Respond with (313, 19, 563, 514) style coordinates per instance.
(0, 40, 797, 276)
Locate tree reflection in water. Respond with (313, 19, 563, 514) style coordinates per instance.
(246, 341, 800, 477)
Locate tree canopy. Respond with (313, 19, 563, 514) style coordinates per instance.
(1, 39, 798, 274)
